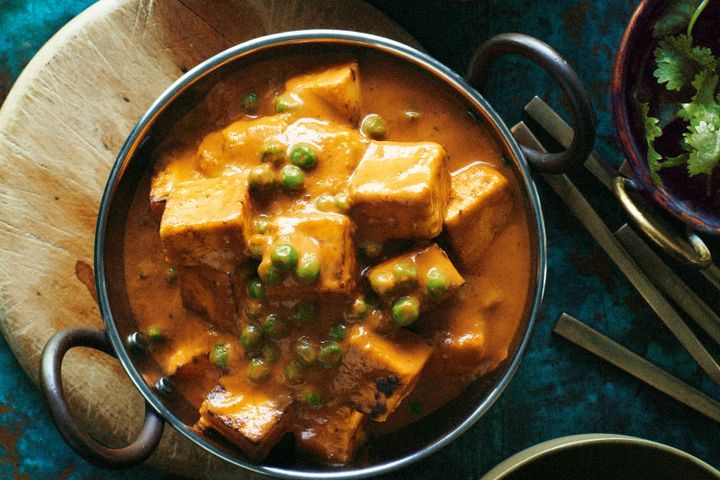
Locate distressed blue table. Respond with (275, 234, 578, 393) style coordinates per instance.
(1, 1, 718, 479)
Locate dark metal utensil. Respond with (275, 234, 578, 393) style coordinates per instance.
(511, 121, 720, 384)
(554, 313, 720, 424)
(614, 224, 720, 346)
(701, 264, 720, 292)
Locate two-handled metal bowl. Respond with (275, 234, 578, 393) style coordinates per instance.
(612, 0, 719, 269)
(39, 30, 595, 478)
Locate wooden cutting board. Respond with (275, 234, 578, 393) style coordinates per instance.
(0, 1, 416, 477)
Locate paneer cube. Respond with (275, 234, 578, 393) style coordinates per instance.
(425, 326, 489, 377)
(160, 175, 250, 272)
(178, 265, 239, 334)
(444, 162, 513, 268)
(149, 146, 200, 221)
(427, 332, 501, 378)
(258, 213, 357, 297)
(294, 405, 366, 465)
(197, 115, 288, 177)
(282, 118, 366, 194)
(348, 141, 450, 241)
(421, 284, 511, 377)
(332, 326, 432, 421)
(199, 386, 293, 461)
(366, 243, 464, 307)
(279, 62, 361, 124)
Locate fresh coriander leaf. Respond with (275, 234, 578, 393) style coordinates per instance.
(685, 120, 720, 176)
(678, 70, 720, 124)
(646, 142, 664, 185)
(649, 0, 720, 186)
(660, 154, 689, 169)
(640, 101, 663, 141)
(638, 101, 664, 185)
(677, 69, 720, 178)
(653, 34, 717, 91)
(652, 0, 702, 38)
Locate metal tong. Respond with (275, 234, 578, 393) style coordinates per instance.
(510, 98, 720, 420)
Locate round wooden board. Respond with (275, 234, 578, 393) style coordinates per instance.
(0, 1, 416, 477)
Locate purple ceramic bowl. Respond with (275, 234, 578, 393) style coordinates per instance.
(612, 0, 720, 236)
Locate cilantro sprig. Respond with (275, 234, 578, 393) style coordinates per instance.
(643, 0, 719, 188)
(639, 101, 688, 183)
(639, 101, 664, 184)
(653, 34, 716, 92)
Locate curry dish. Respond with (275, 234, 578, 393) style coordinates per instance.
(123, 55, 532, 465)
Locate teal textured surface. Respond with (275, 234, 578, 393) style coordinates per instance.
(1, 1, 719, 479)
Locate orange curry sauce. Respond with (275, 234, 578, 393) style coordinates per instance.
(122, 53, 531, 465)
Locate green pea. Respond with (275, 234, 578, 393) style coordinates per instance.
(296, 253, 321, 284)
(361, 114, 388, 138)
(315, 194, 336, 212)
(293, 337, 318, 367)
(359, 241, 383, 259)
(391, 296, 420, 327)
(289, 143, 318, 170)
(210, 343, 229, 371)
(248, 234, 270, 259)
(333, 192, 350, 213)
(248, 278, 266, 300)
(244, 299, 264, 320)
(260, 264, 286, 285)
(260, 142, 285, 165)
(261, 342, 280, 362)
(262, 313, 290, 339)
(275, 94, 296, 112)
(426, 267, 450, 300)
(393, 261, 417, 286)
(240, 324, 263, 351)
(284, 361, 305, 385)
(280, 165, 305, 191)
(147, 326, 165, 343)
(247, 357, 270, 383)
(242, 92, 258, 112)
(271, 243, 298, 270)
(301, 390, 325, 407)
(253, 215, 271, 234)
(248, 164, 275, 191)
(318, 341, 342, 368)
(329, 323, 347, 342)
(348, 296, 371, 320)
(165, 265, 178, 284)
(292, 302, 317, 326)
(369, 270, 396, 296)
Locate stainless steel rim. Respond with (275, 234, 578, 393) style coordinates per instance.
(94, 29, 548, 479)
